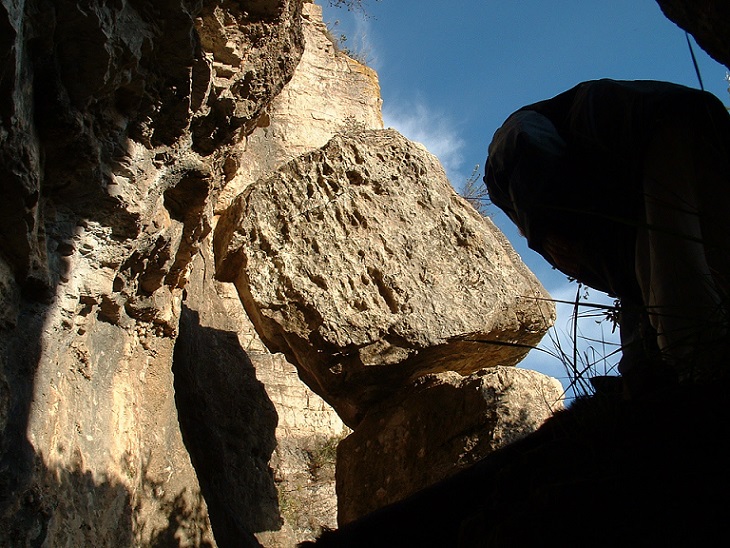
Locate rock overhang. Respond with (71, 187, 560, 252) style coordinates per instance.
(214, 128, 555, 426)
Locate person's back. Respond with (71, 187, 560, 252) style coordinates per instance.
(484, 79, 730, 394)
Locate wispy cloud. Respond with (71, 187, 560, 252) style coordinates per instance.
(382, 99, 466, 185)
(329, 9, 380, 71)
(351, 11, 379, 70)
(322, 6, 467, 185)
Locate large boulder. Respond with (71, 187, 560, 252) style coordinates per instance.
(335, 367, 564, 524)
(215, 129, 555, 426)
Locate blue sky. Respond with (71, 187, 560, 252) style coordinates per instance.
(321, 0, 729, 395)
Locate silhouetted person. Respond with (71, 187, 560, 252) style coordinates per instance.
(484, 79, 730, 395)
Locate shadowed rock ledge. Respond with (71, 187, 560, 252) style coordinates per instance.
(302, 382, 730, 547)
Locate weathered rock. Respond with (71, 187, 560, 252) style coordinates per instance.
(1, 0, 569, 543)
(0, 0, 306, 545)
(216, 1, 383, 211)
(173, 251, 283, 547)
(335, 367, 564, 524)
(194, 0, 305, 154)
(0, 257, 19, 329)
(215, 129, 556, 426)
(165, 3, 381, 543)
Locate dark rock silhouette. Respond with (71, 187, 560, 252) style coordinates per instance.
(656, 0, 730, 69)
(302, 382, 730, 547)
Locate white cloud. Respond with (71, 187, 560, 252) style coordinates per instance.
(323, 9, 466, 185)
(382, 99, 466, 185)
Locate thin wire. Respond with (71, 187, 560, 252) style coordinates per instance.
(685, 31, 705, 91)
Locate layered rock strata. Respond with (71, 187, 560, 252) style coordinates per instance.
(0, 0, 308, 545)
(174, 240, 351, 546)
(216, 1, 383, 211)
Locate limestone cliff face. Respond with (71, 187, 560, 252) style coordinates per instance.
(216, 2, 383, 211)
(176, 3, 384, 544)
(0, 0, 305, 545)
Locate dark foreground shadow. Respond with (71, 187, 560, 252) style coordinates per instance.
(0, 452, 215, 547)
(304, 380, 730, 547)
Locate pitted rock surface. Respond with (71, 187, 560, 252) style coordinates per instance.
(215, 129, 555, 426)
(0, 0, 305, 545)
(216, 1, 384, 211)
